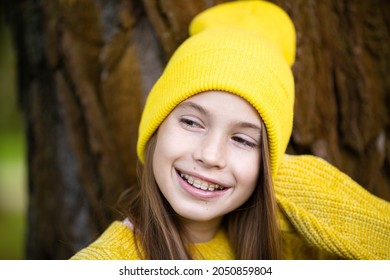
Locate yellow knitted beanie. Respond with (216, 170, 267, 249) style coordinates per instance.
(137, 0, 296, 177)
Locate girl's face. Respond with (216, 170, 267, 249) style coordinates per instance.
(153, 91, 261, 233)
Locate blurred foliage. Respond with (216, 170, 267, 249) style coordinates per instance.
(0, 12, 26, 259)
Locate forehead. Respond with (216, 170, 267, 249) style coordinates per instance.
(176, 91, 259, 120)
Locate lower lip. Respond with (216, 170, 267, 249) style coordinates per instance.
(176, 170, 229, 200)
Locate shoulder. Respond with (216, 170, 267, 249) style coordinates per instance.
(70, 221, 142, 260)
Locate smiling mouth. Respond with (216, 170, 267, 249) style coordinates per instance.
(178, 171, 226, 192)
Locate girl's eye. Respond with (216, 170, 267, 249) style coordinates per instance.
(232, 136, 257, 148)
(179, 118, 203, 129)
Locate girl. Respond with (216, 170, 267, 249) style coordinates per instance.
(71, 0, 390, 260)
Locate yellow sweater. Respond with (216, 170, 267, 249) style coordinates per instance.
(276, 155, 390, 259)
(71, 155, 390, 260)
(70, 221, 234, 260)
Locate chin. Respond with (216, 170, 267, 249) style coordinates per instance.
(172, 204, 225, 223)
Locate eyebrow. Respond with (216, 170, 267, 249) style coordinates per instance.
(178, 101, 209, 116)
(178, 101, 262, 134)
(236, 121, 262, 133)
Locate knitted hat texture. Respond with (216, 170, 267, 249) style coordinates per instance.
(137, 0, 296, 177)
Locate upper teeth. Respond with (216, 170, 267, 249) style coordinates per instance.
(180, 172, 224, 191)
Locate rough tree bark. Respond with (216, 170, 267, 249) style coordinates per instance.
(5, 0, 390, 259)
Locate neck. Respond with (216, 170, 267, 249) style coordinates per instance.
(180, 217, 223, 243)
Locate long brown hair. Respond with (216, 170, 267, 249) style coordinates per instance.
(121, 124, 280, 259)
(226, 124, 280, 259)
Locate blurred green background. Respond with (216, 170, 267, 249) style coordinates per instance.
(0, 15, 26, 259)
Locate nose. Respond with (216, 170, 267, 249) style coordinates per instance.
(193, 131, 227, 169)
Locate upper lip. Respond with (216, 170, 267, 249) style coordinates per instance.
(175, 168, 231, 189)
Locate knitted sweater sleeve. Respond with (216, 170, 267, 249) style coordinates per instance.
(275, 154, 390, 260)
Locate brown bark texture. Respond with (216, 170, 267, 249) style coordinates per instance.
(5, 0, 390, 259)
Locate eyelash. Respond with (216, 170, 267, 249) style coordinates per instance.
(179, 118, 203, 129)
(231, 136, 257, 148)
(180, 118, 257, 148)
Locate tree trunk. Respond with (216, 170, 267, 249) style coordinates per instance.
(6, 0, 389, 259)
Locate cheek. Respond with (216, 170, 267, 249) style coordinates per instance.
(153, 119, 194, 174)
(153, 131, 177, 196)
(154, 130, 185, 162)
(234, 153, 260, 191)
(154, 120, 175, 156)
(155, 118, 199, 161)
